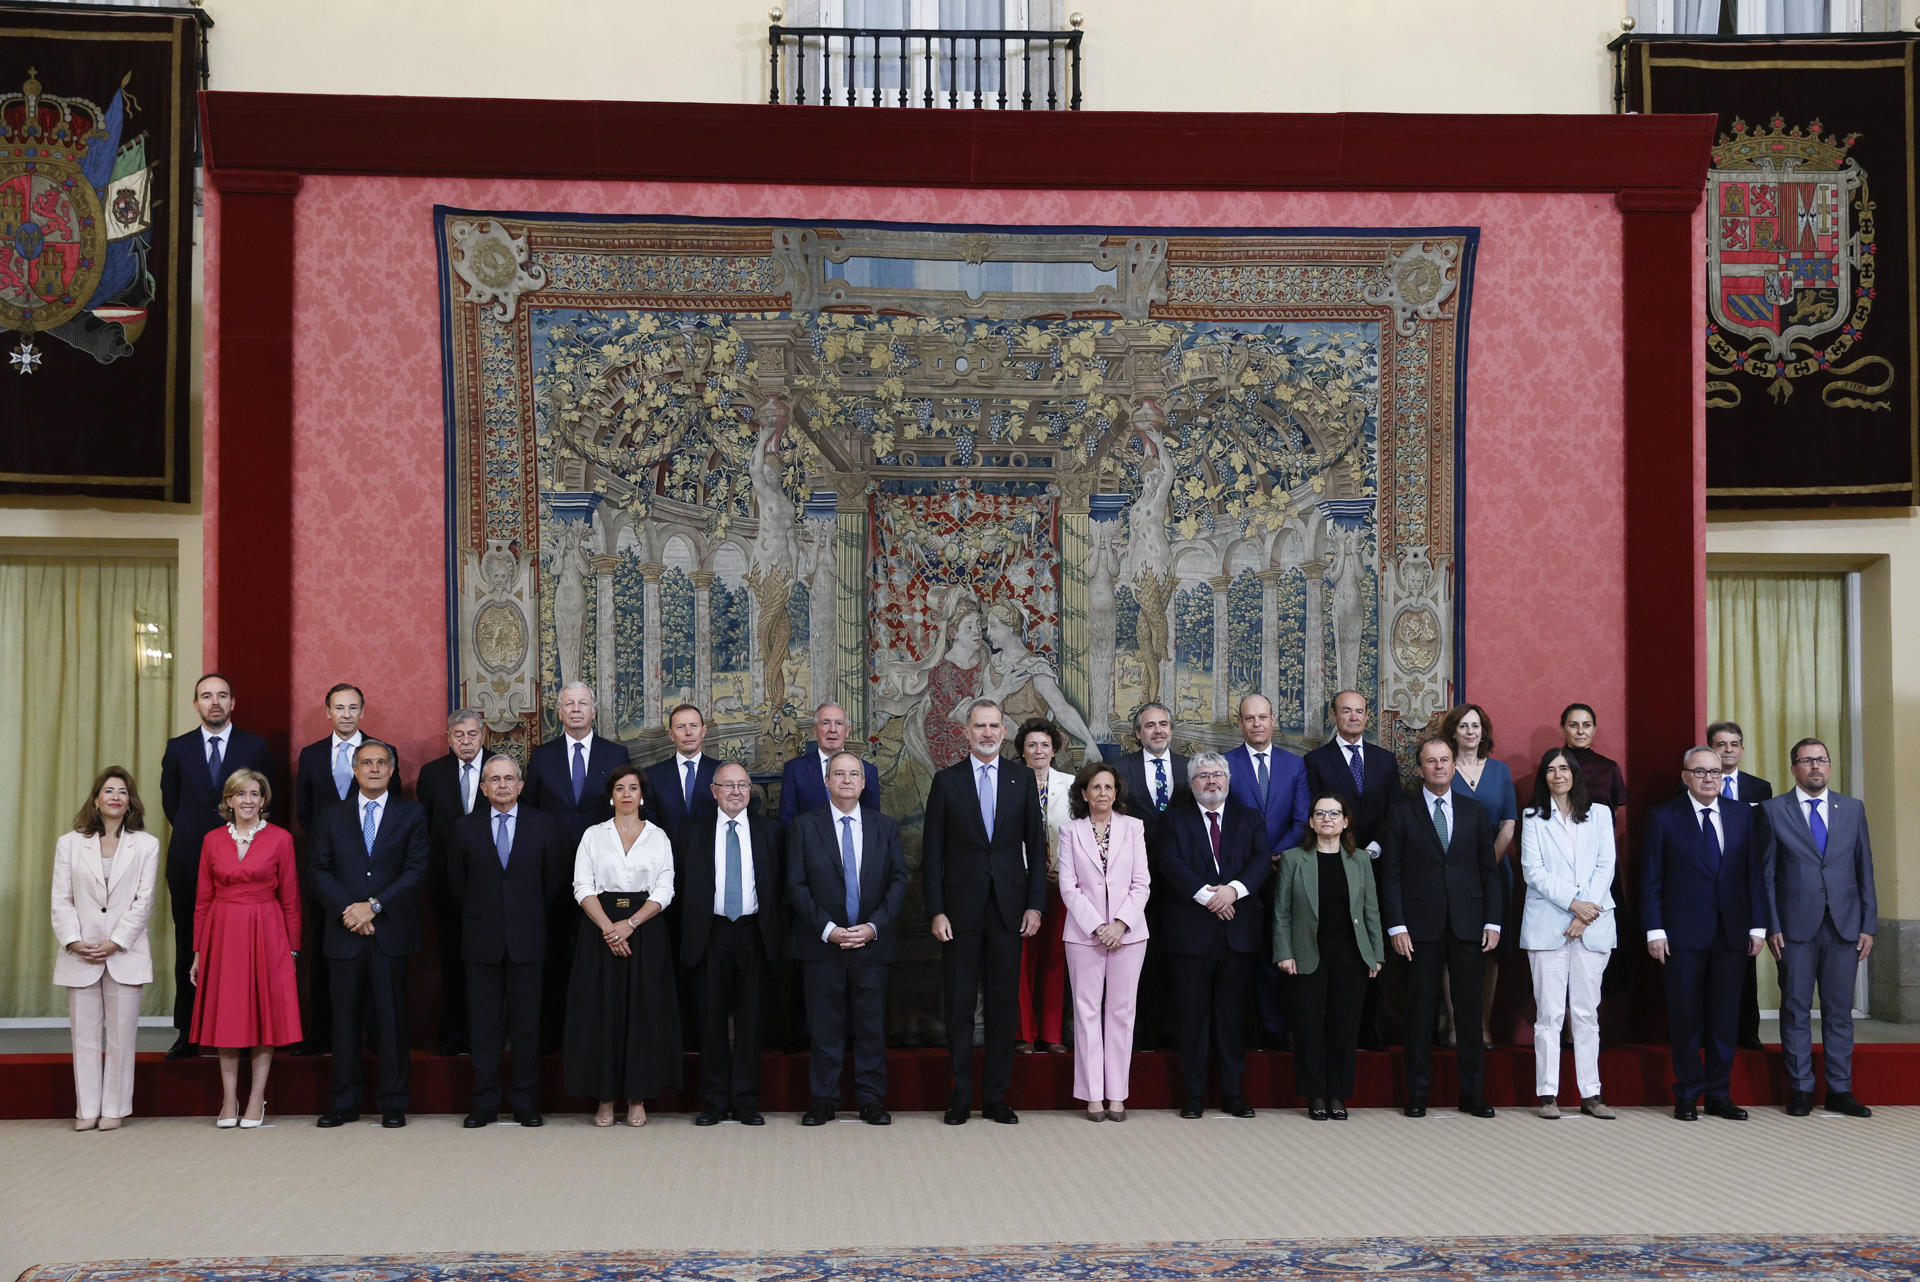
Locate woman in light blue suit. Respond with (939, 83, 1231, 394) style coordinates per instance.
(1519, 748, 1616, 1119)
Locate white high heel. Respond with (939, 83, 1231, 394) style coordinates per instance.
(239, 1103, 267, 1130)
(215, 1113, 239, 1130)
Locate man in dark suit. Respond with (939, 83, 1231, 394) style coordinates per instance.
(1379, 736, 1502, 1118)
(643, 703, 721, 841)
(448, 754, 566, 1128)
(1114, 701, 1188, 1052)
(309, 740, 430, 1128)
(293, 682, 399, 1055)
(779, 702, 880, 823)
(675, 761, 785, 1126)
(1644, 745, 1769, 1122)
(158, 672, 276, 1059)
(523, 680, 631, 1047)
(1224, 694, 1309, 1049)
(788, 752, 908, 1126)
(1707, 719, 1774, 1050)
(416, 708, 499, 1056)
(923, 699, 1047, 1125)
(1760, 737, 1878, 1119)
(1156, 752, 1273, 1119)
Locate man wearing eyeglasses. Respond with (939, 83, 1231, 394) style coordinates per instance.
(1758, 738, 1877, 1119)
(1642, 746, 1768, 1122)
(1705, 720, 1772, 1050)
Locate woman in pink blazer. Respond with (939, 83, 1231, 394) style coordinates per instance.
(1055, 761, 1150, 1121)
(50, 767, 161, 1131)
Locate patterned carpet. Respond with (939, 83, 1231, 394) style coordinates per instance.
(16, 1236, 1920, 1282)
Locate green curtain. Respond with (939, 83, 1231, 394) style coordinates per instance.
(0, 556, 177, 1018)
(1705, 570, 1850, 1010)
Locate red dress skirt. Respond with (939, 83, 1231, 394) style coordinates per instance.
(188, 824, 303, 1049)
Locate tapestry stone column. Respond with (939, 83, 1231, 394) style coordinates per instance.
(1258, 568, 1283, 715)
(806, 493, 840, 714)
(1087, 498, 1125, 738)
(833, 478, 869, 741)
(1208, 573, 1232, 726)
(690, 570, 715, 716)
(1060, 478, 1093, 733)
(590, 553, 621, 735)
(1304, 573, 1325, 741)
(640, 561, 665, 730)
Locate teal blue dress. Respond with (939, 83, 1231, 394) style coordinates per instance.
(1452, 759, 1517, 953)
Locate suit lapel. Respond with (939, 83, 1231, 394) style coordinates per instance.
(83, 833, 109, 893)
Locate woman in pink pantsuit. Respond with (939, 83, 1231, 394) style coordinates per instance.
(1056, 761, 1150, 1122)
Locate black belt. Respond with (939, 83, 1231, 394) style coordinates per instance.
(597, 891, 648, 918)
(713, 911, 759, 924)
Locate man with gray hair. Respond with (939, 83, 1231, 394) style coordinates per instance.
(417, 709, 500, 1055)
(1115, 701, 1188, 1051)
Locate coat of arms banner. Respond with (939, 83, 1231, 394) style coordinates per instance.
(438, 210, 1473, 812)
(1627, 38, 1919, 509)
(0, 10, 197, 501)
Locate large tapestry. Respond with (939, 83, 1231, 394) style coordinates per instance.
(1625, 38, 1918, 509)
(439, 213, 1473, 1029)
(0, 11, 198, 501)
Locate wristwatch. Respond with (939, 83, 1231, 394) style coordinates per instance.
(368, 897, 383, 916)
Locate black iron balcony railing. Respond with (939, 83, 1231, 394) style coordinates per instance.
(769, 16, 1083, 109)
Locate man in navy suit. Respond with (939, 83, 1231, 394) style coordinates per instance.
(416, 708, 499, 1056)
(1156, 752, 1273, 1118)
(923, 699, 1047, 1125)
(158, 672, 276, 1058)
(779, 702, 880, 823)
(788, 752, 908, 1126)
(1224, 694, 1309, 1047)
(448, 755, 567, 1128)
(524, 680, 631, 1046)
(1707, 720, 1774, 1050)
(643, 703, 721, 842)
(1114, 701, 1188, 1051)
(309, 740, 429, 1128)
(1644, 746, 1769, 1122)
(1379, 737, 1502, 1118)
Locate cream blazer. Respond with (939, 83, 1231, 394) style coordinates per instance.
(50, 829, 160, 987)
(1038, 767, 1075, 872)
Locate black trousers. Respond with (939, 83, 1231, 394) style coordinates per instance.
(541, 903, 577, 1052)
(428, 856, 467, 1051)
(327, 949, 410, 1112)
(1253, 884, 1291, 1042)
(467, 956, 541, 1115)
(802, 956, 888, 1107)
(1168, 935, 1252, 1098)
(940, 891, 1023, 1109)
(300, 876, 335, 1048)
(166, 872, 196, 1032)
(1739, 951, 1762, 1045)
(1289, 944, 1369, 1100)
(695, 915, 766, 1111)
(1665, 942, 1744, 1102)
(1403, 934, 1485, 1102)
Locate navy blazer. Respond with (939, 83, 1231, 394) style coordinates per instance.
(1152, 800, 1274, 955)
(1303, 738, 1403, 850)
(1641, 794, 1767, 952)
(309, 792, 430, 958)
(778, 748, 880, 824)
(786, 805, 908, 964)
(921, 755, 1048, 933)
(522, 733, 631, 849)
(447, 804, 568, 964)
(295, 733, 403, 837)
(1378, 788, 1501, 943)
(642, 753, 721, 842)
(1114, 749, 1190, 845)
(417, 749, 501, 858)
(159, 726, 275, 881)
(673, 810, 785, 966)
(1224, 742, 1311, 856)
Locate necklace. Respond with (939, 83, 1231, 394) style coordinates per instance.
(226, 820, 262, 858)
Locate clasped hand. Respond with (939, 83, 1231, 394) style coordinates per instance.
(830, 924, 876, 949)
(1092, 920, 1127, 951)
(1203, 885, 1238, 920)
(341, 902, 377, 935)
(603, 917, 635, 957)
(66, 939, 120, 963)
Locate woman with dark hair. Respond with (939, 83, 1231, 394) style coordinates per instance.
(1519, 748, 1616, 1119)
(1272, 792, 1382, 1120)
(565, 762, 681, 1127)
(1441, 703, 1516, 1048)
(51, 767, 160, 1131)
(1055, 761, 1149, 1120)
(1559, 702, 1628, 829)
(1014, 716, 1075, 1053)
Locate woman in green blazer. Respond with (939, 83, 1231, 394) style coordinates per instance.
(1273, 792, 1383, 1120)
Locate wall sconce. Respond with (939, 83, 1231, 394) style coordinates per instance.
(136, 608, 173, 678)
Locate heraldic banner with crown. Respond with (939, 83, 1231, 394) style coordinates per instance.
(0, 10, 198, 501)
(1625, 37, 1918, 510)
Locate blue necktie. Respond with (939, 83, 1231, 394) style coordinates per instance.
(684, 759, 696, 812)
(839, 816, 860, 928)
(571, 741, 586, 804)
(207, 735, 223, 781)
(1807, 798, 1828, 859)
(1153, 757, 1169, 811)
(1255, 751, 1271, 808)
(1721, 774, 1734, 799)
(977, 763, 996, 840)
(496, 813, 512, 869)
(1347, 743, 1365, 795)
(1699, 806, 1721, 872)
(333, 741, 353, 799)
(362, 800, 379, 853)
(723, 819, 743, 921)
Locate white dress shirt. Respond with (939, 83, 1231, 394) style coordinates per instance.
(564, 730, 596, 755)
(711, 810, 759, 916)
(201, 725, 232, 764)
(1329, 733, 1384, 857)
(457, 755, 483, 813)
(675, 751, 704, 794)
(488, 802, 519, 850)
(822, 803, 873, 939)
(1645, 797, 1767, 942)
(353, 790, 388, 910)
(1386, 788, 1500, 938)
(1142, 749, 1176, 798)
(572, 818, 675, 908)
(1191, 801, 1251, 905)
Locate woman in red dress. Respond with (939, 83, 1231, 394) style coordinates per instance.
(189, 768, 301, 1128)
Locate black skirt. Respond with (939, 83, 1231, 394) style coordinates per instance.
(562, 908, 682, 1101)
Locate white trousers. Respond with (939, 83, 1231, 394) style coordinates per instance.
(1528, 942, 1608, 1099)
(69, 974, 142, 1120)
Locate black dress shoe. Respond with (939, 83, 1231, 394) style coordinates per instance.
(1459, 1099, 1497, 1119)
(1307, 1098, 1330, 1121)
(1703, 1097, 1747, 1121)
(315, 1111, 359, 1128)
(1785, 1090, 1814, 1117)
(462, 1112, 494, 1128)
(802, 1101, 835, 1126)
(1223, 1095, 1255, 1119)
(1178, 1097, 1204, 1119)
(694, 1107, 727, 1126)
(859, 1103, 892, 1126)
(942, 1105, 969, 1125)
(1403, 1099, 1428, 1118)
(1738, 1035, 1766, 1052)
(165, 1033, 197, 1061)
(1673, 1100, 1699, 1121)
(1824, 1091, 1872, 1118)
(983, 1101, 1019, 1124)
(514, 1111, 544, 1127)
(381, 1110, 407, 1128)
(733, 1108, 765, 1126)
(1329, 1099, 1349, 1120)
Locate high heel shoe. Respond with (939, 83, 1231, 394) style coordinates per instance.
(625, 1104, 647, 1127)
(1106, 1104, 1126, 1122)
(98, 1117, 122, 1132)
(215, 1110, 239, 1130)
(75, 1117, 98, 1132)
(593, 1103, 616, 1127)
(240, 1103, 267, 1129)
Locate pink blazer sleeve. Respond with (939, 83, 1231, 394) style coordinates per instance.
(272, 826, 302, 949)
(1112, 815, 1151, 940)
(192, 829, 218, 953)
(1055, 820, 1105, 942)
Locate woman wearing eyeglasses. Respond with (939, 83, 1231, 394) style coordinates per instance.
(1272, 792, 1382, 1120)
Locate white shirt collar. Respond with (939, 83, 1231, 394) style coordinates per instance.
(676, 751, 702, 768)
(564, 730, 594, 751)
(1795, 785, 1828, 807)
(332, 731, 363, 750)
(1143, 747, 1171, 764)
(1696, 797, 1721, 817)
(1244, 743, 1270, 756)
(1423, 788, 1451, 809)
(1199, 800, 1227, 817)
(830, 801, 862, 823)
(1332, 734, 1364, 750)
(357, 790, 388, 811)
(489, 803, 519, 821)
(972, 755, 998, 771)
(718, 808, 749, 827)
(202, 725, 231, 746)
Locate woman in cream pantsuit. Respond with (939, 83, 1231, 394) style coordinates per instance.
(51, 767, 160, 1131)
(1055, 761, 1150, 1121)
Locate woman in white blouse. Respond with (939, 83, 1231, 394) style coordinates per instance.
(1519, 747, 1617, 1120)
(563, 763, 681, 1127)
(1013, 717, 1076, 1054)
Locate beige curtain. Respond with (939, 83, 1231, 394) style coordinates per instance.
(0, 555, 177, 1017)
(1705, 570, 1849, 1009)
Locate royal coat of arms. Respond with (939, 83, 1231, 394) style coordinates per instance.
(1706, 115, 1891, 410)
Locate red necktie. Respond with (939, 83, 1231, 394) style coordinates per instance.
(1206, 809, 1221, 873)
